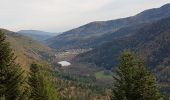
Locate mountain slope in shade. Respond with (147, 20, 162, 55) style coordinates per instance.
(18, 30, 59, 42)
(76, 17, 170, 70)
(1, 29, 56, 71)
(47, 3, 170, 50)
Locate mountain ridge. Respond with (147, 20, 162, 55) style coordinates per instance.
(18, 30, 60, 42)
(47, 3, 170, 50)
(76, 17, 170, 69)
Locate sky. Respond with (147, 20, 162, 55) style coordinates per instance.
(0, 0, 170, 32)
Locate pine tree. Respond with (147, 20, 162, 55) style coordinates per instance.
(112, 51, 163, 100)
(0, 31, 25, 100)
(28, 63, 59, 100)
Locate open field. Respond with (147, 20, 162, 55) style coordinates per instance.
(95, 71, 112, 80)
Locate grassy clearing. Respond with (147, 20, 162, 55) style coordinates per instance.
(95, 71, 113, 79)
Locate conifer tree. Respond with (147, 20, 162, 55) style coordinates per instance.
(0, 31, 24, 100)
(28, 63, 59, 100)
(112, 51, 163, 100)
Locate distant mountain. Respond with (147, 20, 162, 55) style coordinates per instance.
(47, 3, 170, 50)
(76, 17, 170, 70)
(1, 29, 56, 71)
(18, 30, 60, 42)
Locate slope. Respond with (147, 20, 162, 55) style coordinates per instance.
(47, 3, 170, 50)
(76, 17, 170, 70)
(0, 29, 56, 71)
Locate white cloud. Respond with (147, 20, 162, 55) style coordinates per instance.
(0, 0, 170, 32)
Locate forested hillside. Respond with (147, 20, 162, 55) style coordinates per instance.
(0, 29, 56, 70)
(0, 31, 59, 100)
(47, 3, 170, 50)
(77, 17, 170, 69)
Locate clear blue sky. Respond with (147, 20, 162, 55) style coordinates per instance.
(0, 0, 170, 32)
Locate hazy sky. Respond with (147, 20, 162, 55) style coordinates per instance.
(0, 0, 170, 32)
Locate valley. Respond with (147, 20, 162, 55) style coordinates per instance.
(1, 2, 170, 100)
(45, 3, 170, 97)
(51, 48, 113, 87)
